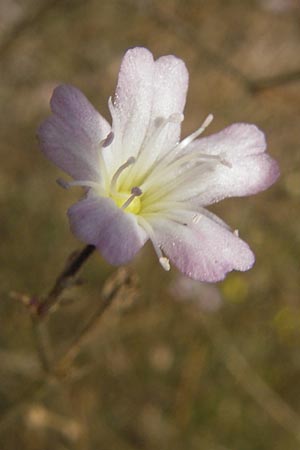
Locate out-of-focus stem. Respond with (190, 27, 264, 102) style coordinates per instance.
(37, 244, 95, 317)
(55, 267, 134, 375)
(0, 267, 136, 433)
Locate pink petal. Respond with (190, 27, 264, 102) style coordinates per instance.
(151, 213, 255, 282)
(38, 84, 111, 181)
(68, 194, 148, 265)
(112, 48, 188, 163)
(145, 55, 189, 155)
(113, 47, 155, 159)
(185, 123, 280, 205)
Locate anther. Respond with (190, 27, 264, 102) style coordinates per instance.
(57, 178, 103, 191)
(56, 178, 70, 189)
(101, 131, 114, 148)
(137, 216, 171, 272)
(159, 256, 170, 271)
(131, 186, 143, 196)
(121, 186, 143, 210)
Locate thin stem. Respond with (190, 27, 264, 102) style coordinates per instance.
(55, 268, 133, 375)
(37, 244, 95, 317)
(0, 267, 135, 433)
(31, 316, 53, 372)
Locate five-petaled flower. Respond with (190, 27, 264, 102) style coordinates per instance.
(38, 47, 279, 282)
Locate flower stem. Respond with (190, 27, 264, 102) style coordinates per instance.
(37, 244, 95, 317)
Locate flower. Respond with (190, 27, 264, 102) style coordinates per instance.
(37, 47, 279, 282)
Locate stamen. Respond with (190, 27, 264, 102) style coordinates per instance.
(175, 113, 214, 151)
(159, 257, 170, 271)
(110, 156, 136, 194)
(121, 186, 143, 210)
(56, 178, 70, 189)
(101, 131, 114, 148)
(136, 113, 213, 187)
(137, 217, 170, 272)
(56, 178, 103, 191)
(123, 113, 184, 189)
(131, 186, 143, 196)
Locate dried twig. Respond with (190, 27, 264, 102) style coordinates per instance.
(55, 267, 137, 375)
(0, 267, 137, 433)
(37, 244, 95, 317)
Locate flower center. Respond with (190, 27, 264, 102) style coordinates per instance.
(112, 190, 142, 214)
(109, 157, 143, 214)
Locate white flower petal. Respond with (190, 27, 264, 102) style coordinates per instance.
(145, 55, 188, 155)
(150, 213, 255, 282)
(108, 49, 188, 177)
(166, 123, 280, 205)
(112, 47, 155, 163)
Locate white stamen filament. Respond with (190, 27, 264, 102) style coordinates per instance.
(175, 113, 214, 152)
(57, 178, 104, 193)
(122, 113, 184, 190)
(141, 164, 209, 206)
(141, 151, 227, 206)
(121, 194, 136, 210)
(110, 156, 136, 194)
(140, 150, 229, 194)
(130, 113, 214, 191)
(141, 200, 195, 215)
(121, 186, 143, 210)
(137, 216, 170, 271)
(145, 113, 214, 178)
(139, 113, 184, 161)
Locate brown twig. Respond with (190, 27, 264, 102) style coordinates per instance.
(37, 244, 95, 317)
(11, 245, 95, 317)
(0, 267, 137, 433)
(55, 267, 136, 375)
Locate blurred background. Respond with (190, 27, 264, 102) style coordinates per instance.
(1, 0, 300, 449)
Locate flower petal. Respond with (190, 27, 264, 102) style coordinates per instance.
(68, 194, 148, 265)
(151, 212, 255, 282)
(183, 123, 280, 205)
(110, 48, 188, 173)
(111, 47, 155, 163)
(38, 84, 111, 181)
(145, 55, 188, 154)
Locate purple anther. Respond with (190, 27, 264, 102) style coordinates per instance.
(102, 131, 114, 147)
(56, 178, 70, 189)
(131, 186, 142, 196)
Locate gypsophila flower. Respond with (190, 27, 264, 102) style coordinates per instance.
(38, 47, 279, 282)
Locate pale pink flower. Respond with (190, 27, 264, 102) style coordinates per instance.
(38, 47, 279, 282)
